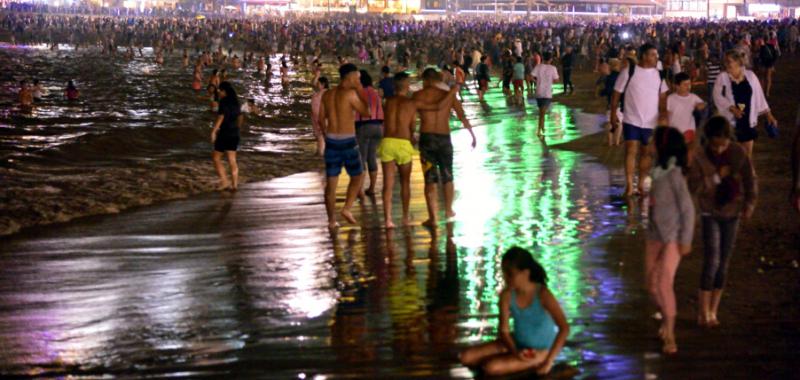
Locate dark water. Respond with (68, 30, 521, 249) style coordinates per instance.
(0, 43, 312, 166)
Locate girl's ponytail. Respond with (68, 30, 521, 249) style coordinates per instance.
(501, 247, 548, 286)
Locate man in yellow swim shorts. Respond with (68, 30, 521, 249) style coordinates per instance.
(379, 72, 456, 228)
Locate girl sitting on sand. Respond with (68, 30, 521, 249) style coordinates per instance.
(460, 247, 569, 377)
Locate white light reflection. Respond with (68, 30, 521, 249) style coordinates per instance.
(283, 228, 337, 319)
(451, 125, 501, 249)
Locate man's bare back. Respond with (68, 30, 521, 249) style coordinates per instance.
(413, 87, 459, 135)
(320, 85, 368, 135)
(383, 96, 418, 141)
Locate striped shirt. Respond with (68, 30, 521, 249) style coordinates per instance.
(706, 60, 721, 85)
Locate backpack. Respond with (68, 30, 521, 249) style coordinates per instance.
(619, 59, 636, 112)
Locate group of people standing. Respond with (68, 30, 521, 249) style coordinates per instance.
(313, 63, 475, 230)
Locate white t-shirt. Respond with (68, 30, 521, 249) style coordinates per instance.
(614, 66, 668, 129)
(531, 63, 559, 99)
(667, 93, 704, 133)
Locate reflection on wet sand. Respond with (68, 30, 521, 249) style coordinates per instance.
(1, 82, 658, 378)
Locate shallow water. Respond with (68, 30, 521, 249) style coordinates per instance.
(0, 43, 321, 234)
(0, 65, 678, 378)
(0, 43, 312, 164)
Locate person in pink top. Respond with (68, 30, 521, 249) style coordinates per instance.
(356, 70, 385, 198)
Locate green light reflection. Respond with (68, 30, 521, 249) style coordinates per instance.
(450, 86, 587, 344)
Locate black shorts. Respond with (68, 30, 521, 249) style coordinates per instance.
(502, 77, 511, 89)
(419, 133, 454, 184)
(735, 124, 758, 142)
(536, 98, 552, 109)
(214, 134, 240, 152)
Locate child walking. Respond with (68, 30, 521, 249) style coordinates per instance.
(460, 247, 569, 376)
(645, 126, 696, 354)
(667, 72, 706, 147)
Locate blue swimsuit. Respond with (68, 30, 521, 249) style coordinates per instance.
(510, 288, 558, 350)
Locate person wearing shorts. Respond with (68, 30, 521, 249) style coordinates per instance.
(319, 63, 371, 229)
(419, 133, 455, 186)
(622, 123, 654, 145)
(378, 138, 414, 168)
(325, 136, 363, 178)
(610, 43, 669, 196)
(531, 52, 559, 139)
(211, 82, 243, 191)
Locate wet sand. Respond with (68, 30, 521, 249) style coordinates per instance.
(1, 49, 799, 379)
(552, 56, 800, 378)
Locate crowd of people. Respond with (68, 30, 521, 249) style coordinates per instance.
(6, 6, 800, 376)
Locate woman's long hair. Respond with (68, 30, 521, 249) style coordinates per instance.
(653, 126, 688, 172)
(218, 81, 239, 109)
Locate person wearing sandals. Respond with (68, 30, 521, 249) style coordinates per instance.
(688, 116, 757, 329)
(645, 126, 695, 354)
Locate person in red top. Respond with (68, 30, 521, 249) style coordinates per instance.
(356, 70, 385, 198)
(65, 80, 79, 100)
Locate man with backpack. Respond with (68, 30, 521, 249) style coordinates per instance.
(610, 43, 669, 197)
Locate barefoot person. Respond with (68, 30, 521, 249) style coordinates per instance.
(379, 72, 456, 229)
(460, 247, 569, 377)
(355, 70, 384, 198)
(645, 126, 695, 354)
(318, 63, 371, 229)
(611, 43, 669, 196)
(210, 82, 243, 191)
(413, 68, 476, 228)
(688, 116, 757, 328)
(531, 52, 559, 139)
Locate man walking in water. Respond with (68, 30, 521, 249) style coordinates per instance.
(318, 64, 370, 229)
(379, 72, 457, 229)
(610, 43, 668, 196)
(413, 68, 476, 228)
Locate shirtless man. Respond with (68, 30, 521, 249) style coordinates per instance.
(311, 74, 329, 156)
(378, 72, 458, 229)
(412, 68, 477, 228)
(318, 64, 371, 229)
